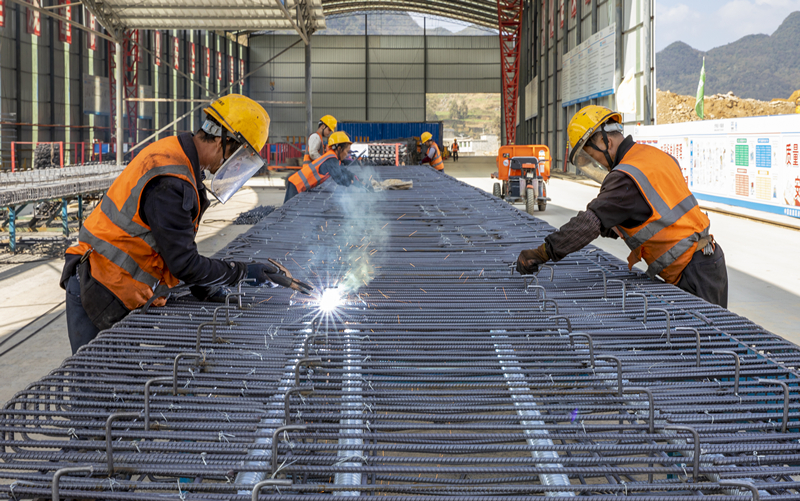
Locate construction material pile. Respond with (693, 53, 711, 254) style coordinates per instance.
(233, 205, 276, 225)
(657, 89, 797, 124)
(1, 166, 800, 500)
(359, 139, 415, 165)
(0, 163, 123, 206)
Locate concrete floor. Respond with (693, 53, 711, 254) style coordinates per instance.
(1, 156, 799, 404)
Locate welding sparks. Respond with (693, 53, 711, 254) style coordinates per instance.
(318, 287, 344, 313)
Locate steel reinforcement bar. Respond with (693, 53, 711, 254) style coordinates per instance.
(1, 165, 800, 499)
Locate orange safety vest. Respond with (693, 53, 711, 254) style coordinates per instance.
(288, 150, 336, 193)
(66, 136, 201, 310)
(614, 143, 710, 285)
(302, 132, 324, 163)
(428, 143, 444, 171)
(452, 143, 459, 152)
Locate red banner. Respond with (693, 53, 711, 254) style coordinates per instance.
(27, 0, 41, 36)
(549, 0, 554, 39)
(86, 8, 96, 50)
(154, 31, 161, 66)
(217, 52, 222, 81)
(229, 55, 235, 83)
(172, 36, 180, 71)
(190, 43, 196, 74)
(0, 0, 5, 29)
(58, 0, 72, 44)
(559, 0, 565, 28)
(239, 59, 245, 84)
(205, 47, 211, 77)
(571, 0, 577, 18)
(586, 0, 591, 4)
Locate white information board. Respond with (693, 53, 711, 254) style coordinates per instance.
(562, 24, 616, 107)
(524, 77, 538, 120)
(628, 114, 800, 219)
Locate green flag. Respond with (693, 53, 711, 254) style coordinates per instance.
(695, 57, 706, 119)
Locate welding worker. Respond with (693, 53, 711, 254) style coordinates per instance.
(419, 132, 444, 172)
(304, 115, 337, 162)
(516, 105, 728, 307)
(60, 94, 296, 354)
(285, 131, 371, 202)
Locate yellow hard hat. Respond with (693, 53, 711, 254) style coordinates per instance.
(319, 115, 337, 131)
(327, 131, 352, 147)
(567, 105, 621, 165)
(203, 94, 270, 152)
(421, 132, 433, 143)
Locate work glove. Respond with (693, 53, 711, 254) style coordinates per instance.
(247, 262, 281, 286)
(516, 244, 550, 275)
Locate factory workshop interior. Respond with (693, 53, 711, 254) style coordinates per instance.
(1, 0, 800, 499)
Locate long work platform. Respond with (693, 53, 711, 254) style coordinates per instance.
(1, 165, 799, 499)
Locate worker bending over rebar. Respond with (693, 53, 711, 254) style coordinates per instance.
(61, 94, 305, 354)
(516, 105, 728, 307)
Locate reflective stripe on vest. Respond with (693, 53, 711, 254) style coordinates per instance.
(289, 151, 335, 193)
(78, 225, 160, 287)
(98, 164, 198, 252)
(615, 164, 700, 251)
(612, 144, 711, 283)
(429, 144, 444, 170)
(67, 136, 200, 310)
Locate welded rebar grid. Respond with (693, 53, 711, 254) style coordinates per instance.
(1, 165, 800, 500)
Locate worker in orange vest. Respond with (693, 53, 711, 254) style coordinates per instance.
(419, 132, 444, 171)
(304, 115, 337, 162)
(451, 140, 459, 162)
(516, 105, 728, 307)
(285, 131, 371, 202)
(60, 94, 306, 354)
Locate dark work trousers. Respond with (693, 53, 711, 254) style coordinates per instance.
(66, 274, 101, 354)
(677, 243, 729, 308)
(452, 151, 459, 162)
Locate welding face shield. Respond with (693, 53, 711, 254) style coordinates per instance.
(206, 141, 265, 204)
(200, 119, 265, 204)
(572, 145, 610, 173)
(571, 122, 624, 173)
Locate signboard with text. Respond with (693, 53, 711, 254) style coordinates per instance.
(86, 8, 96, 50)
(27, 0, 41, 36)
(629, 115, 800, 219)
(561, 23, 616, 107)
(58, 0, 72, 44)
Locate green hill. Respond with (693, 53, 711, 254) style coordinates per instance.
(656, 11, 800, 101)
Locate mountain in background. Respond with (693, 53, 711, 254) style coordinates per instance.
(656, 11, 800, 101)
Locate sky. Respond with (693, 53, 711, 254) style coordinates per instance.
(656, 0, 800, 52)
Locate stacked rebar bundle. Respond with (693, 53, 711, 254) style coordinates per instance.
(361, 142, 411, 165)
(1, 165, 799, 500)
(0, 163, 123, 206)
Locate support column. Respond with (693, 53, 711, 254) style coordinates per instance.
(116, 40, 123, 165)
(305, 37, 312, 138)
(62, 198, 69, 237)
(8, 207, 15, 254)
(364, 14, 368, 122)
(643, 0, 653, 125)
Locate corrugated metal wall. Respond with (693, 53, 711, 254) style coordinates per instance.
(0, 3, 246, 170)
(250, 34, 500, 141)
(516, 0, 654, 173)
